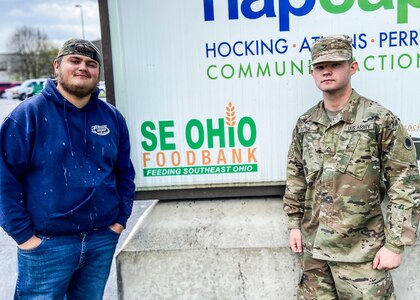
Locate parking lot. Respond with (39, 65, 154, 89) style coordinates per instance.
(0, 98, 20, 120)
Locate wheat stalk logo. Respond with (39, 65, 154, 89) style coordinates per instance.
(225, 102, 236, 127)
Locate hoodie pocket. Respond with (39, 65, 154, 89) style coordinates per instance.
(47, 185, 120, 233)
(49, 187, 97, 218)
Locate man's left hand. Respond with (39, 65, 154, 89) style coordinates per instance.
(372, 246, 402, 270)
(109, 223, 124, 234)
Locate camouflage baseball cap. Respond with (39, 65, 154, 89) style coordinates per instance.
(310, 35, 353, 65)
(56, 38, 102, 66)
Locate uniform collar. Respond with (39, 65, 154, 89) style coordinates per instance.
(340, 89, 360, 124)
(309, 89, 360, 126)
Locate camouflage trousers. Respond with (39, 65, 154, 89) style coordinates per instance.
(297, 253, 395, 300)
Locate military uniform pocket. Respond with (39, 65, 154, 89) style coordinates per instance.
(335, 134, 360, 173)
(336, 132, 376, 180)
(301, 131, 322, 176)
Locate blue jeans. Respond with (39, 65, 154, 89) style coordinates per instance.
(14, 227, 120, 300)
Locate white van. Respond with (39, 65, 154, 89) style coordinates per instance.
(7, 78, 47, 100)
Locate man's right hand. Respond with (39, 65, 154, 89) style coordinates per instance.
(289, 228, 303, 254)
(17, 235, 42, 250)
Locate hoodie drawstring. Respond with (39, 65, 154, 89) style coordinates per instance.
(84, 112, 88, 156)
(63, 100, 75, 157)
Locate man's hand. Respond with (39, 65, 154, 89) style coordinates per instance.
(17, 235, 42, 250)
(109, 223, 124, 234)
(289, 228, 302, 254)
(372, 246, 402, 270)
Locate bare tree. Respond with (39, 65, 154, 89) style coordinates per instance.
(7, 26, 57, 80)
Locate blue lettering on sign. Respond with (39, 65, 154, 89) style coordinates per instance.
(203, 0, 420, 32)
(203, 0, 315, 32)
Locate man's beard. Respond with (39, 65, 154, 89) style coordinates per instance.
(57, 71, 98, 98)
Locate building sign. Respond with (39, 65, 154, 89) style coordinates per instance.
(108, 0, 420, 191)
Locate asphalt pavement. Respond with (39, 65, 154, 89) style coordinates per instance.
(0, 98, 20, 121)
(0, 98, 154, 299)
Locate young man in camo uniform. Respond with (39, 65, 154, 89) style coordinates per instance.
(283, 34, 420, 299)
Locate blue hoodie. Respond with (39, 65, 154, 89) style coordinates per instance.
(0, 79, 136, 244)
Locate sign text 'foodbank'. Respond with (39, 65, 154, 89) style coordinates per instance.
(140, 103, 258, 177)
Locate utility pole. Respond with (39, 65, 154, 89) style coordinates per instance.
(75, 4, 85, 39)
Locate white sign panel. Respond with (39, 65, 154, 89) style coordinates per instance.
(108, 0, 420, 191)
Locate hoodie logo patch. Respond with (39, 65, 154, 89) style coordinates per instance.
(91, 125, 110, 136)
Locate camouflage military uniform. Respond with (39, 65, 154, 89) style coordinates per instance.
(284, 90, 420, 298)
(284, 89, 419, 260)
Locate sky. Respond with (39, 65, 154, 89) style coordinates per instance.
(0, 0, 101, 53)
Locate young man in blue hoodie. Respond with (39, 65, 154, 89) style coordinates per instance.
(0, 39, 136, 299)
